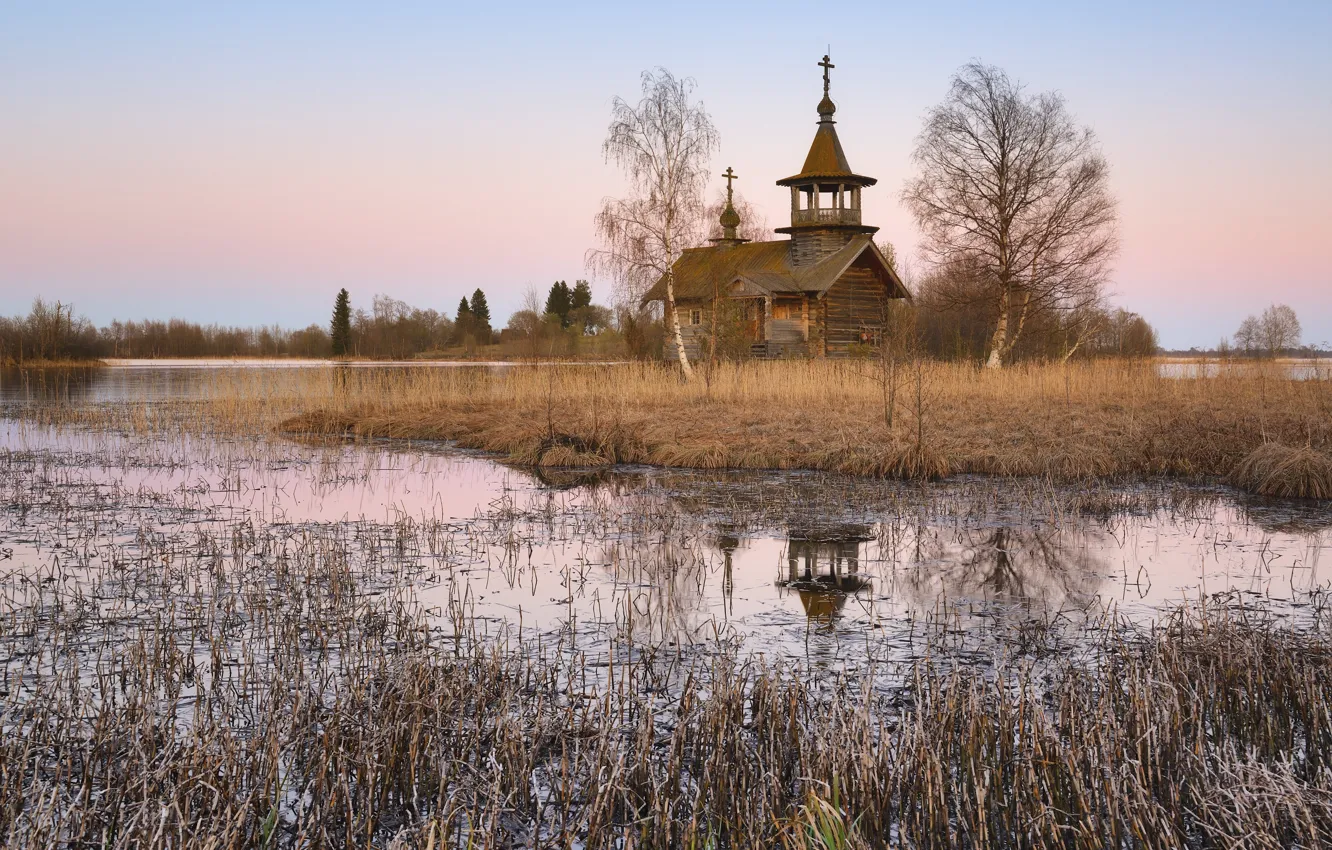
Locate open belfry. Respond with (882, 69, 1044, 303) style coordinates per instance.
(644, 55, 910, 358)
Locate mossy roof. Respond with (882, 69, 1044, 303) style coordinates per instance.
(642, 236, 909, 304)
(776, 122, 877, 187)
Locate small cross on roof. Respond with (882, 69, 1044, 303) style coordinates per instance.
(819, 55, 834, 93)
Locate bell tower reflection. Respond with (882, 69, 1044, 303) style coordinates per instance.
(776, 525, 872, 623)
(716, 532, 739, 617)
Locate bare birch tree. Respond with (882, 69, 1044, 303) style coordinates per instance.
(588, 69, 719, 380)
(905, 62, 1119, 368)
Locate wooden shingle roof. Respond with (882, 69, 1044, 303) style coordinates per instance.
(642, 236, 909, 304)
(776, 121, 877, 187)
(641, 241, 790, 303)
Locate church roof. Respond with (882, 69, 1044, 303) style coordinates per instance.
(775, 121, 876, 187)
(776, 55, 877, 187)
(641, 236, 909, 304)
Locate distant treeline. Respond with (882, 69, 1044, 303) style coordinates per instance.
(0, 296, 468, 363)
(3, 277, 1161, 366)
(0, 285, 633, 364)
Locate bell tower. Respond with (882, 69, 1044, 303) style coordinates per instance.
(775, 55, 878, 266)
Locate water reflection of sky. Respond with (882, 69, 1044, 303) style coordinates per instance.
(3, 419, 1328, 667)
(1157, 359, 1331, 380)
(0, 362, 581, 404)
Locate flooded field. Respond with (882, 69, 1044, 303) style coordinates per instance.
(3, 420, 1328, 665)
(3, 364, 1332, 848)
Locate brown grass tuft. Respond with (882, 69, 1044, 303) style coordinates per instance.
(885, 442, 950, 481)
(1231, 443, 1332, 499)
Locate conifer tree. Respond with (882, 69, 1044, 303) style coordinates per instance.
(330, 288, 352, 357)
(544, 281, 572, 327)
(469, 289, 491, 334)
(452, 296, 473, 344)
(570, 280, 592, 310)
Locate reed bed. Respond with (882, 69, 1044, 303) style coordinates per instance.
(6, 370, 1332, 847)
(12, 361, 1332, 492)
(5, 532, 1332, 847)
(32, 359, 1313, 491)
(3, 426, 1332, 848)
(1231, 443, 1332, 500)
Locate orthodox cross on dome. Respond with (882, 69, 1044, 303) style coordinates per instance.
(819, 55, 834, 94)
(722, 166, 739, 203)
(716, 165, 743, 243)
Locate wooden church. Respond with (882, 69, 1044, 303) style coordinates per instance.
(643, 56, 910, 358)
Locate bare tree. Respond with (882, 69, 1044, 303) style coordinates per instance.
(867, 299, 916, 429)
(588, 69, 719, 380)
(860, 241, 916, 429)
(904, 62, 1119, 368)
(504, 286, 548, 361)
(1234, 305, 1300, 359)
(1234, 315, 1262, 356)
(1259, 303, 1301, 358)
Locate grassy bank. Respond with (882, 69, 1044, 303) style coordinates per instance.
(10, 358, 1329, 494)
(266, 360, 1332, 494)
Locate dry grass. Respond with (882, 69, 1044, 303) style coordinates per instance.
(1231, 442, 1332, 499)
(7, 537, 1332, 848)
(0, 357, 103, 368)
(260, 360, 1332, 489)
(13, 359, 1332, 491)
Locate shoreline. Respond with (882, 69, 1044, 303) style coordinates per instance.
(278, 410, 1331, 500)
(272, 361, 1332, 499)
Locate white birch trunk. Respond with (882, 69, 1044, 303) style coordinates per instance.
(665, 269, 693, 379)
(986, 292, 1009, 369)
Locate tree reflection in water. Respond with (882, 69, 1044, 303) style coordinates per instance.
(595, 534, 717, 649)
(0, 366, 105, 404)
(894, 522, 1106, 613)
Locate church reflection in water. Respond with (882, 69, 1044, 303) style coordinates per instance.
(775, 524, 873, 623)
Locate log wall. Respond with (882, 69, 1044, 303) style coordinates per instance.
(822, 267, 887, 357)
(662, 300, 773, 360)
(790, 229, 856, 266)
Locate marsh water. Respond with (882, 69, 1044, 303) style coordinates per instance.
(3, 364, 1330, 683)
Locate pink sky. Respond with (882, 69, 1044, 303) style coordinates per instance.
(2, 2, 1329, 348)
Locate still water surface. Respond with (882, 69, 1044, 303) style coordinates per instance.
(1, 364, 1329, 669)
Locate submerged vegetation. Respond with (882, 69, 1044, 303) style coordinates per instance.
(4, 362, 1332, 847)
(7, 579, 1332, 847)
(2, 420, 1331, 847)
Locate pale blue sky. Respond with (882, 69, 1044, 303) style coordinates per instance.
(2, 1, 1329, 347)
